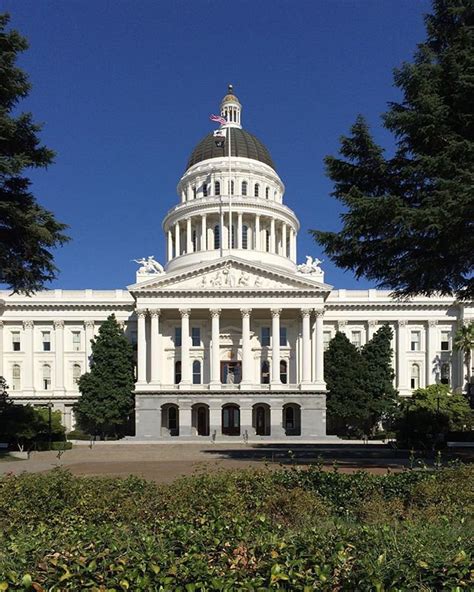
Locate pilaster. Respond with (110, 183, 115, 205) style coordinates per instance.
(210, 309, 221, 388)
(271, 308, 281, 386)
(179, 308, 191, 386)
(54, 320, 65, 392)
(23, 320, 34, 392)
(150, 309, 161, 385)
(426, 320, 437, 387)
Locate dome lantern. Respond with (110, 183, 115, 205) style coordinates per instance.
(220, 84, 242, 129)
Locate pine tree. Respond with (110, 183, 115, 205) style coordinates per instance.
(312, 0, 474, 300)
(0, 14, 69, 294)
(361, 325, 399, 432)
(74, 315, 135, 438)
(324, 331, 371, 436)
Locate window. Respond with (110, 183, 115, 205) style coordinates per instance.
(261, 361, 270, 384)
(280, 327, 287, 347)
(192, 360, 201, 384)
(42, 364, 51, 390)
(191, 327, 201, 347)
(12, 332, 20, 352)
(175, 327, 182, 347)
(175, 361, 182, 384)
(254, 183, 259, 197)
(410, 331, 421, 351)
(351, 331, 362, 349)
(410, 364, 420, 390)
(440, 331, 450, 351)
(242, 225, 248, 249)
(214, 224, 220, 249)
(202, 183, 208, 197)
(12, 364, 20, 391)
(265, 187, 269, 199)
(265, 229, 270, 252)
(192, 186, 196, 199)
(280, 360, 288, 384)
(73, 364, 81, 385)
(42, 331, 51, 352)
(261, 327, 270, 347)
(323, 331, 331, 351)
(131, 331, 138, 348)
(192, 229, 197, 252)
(241, 181, 248, 196)
(230, 180, 234, 195)
(72, 331, 81, 352)
(168, 405, 178, 430)
(441, 363, 450, 385)
(214, 181, 220, 195)
(231, 225, 236, 248)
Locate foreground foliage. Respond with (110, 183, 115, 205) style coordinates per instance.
(0, 465, 472, 590)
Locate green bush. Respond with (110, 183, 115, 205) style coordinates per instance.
(32, 441, 72, 451)
(0, 466, 472, 590)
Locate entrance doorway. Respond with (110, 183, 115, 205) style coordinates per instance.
(222, 404, 240, 435)
(192, 404, 209, 436)
(254, 404, 270, 436)
(221, 361, 242, 385)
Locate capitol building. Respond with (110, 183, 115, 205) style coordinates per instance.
(1, 87, 471, 440)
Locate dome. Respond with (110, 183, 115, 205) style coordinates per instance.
(185, 127, 276, 171)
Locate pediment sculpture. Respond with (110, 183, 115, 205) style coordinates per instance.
(133, 256, 164, 275)
(297, 255, 323, 275)
(199, 264, 268, 288)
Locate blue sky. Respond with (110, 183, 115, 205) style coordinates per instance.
(4, 0, 431, 290)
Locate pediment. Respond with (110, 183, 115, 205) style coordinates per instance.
(128, 256, 332, 293)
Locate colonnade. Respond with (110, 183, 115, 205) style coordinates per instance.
(166, 213, 297, 262)
(136, 307, 325, 388)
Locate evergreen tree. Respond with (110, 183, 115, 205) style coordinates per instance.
(324, 332, 371, 436)
(74, 315, 135, 438)
(312, 0, 473, 300)
(0, 14, 69, 294)
(361, 325, 399, 431)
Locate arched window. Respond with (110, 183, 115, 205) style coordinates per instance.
(215, 181, 220, 196)
(214, 225, 220, 250)
(285, 405, 294, 428)
(175, 361, 182, 384)
(265, 229, 270, 252)
(410, 364, 420, 390)
(280, 360, 288, 384)
(192, 360, 201, 384)
(168, 405, 178, 430)
(241, 181, 248, 196)
(73, 364, 81, 385)
(261, 361, 270, 384)
(12, 364, 20, 391)
(441, 363, 450, 385)
(203, 183, 208, 197)
(254, 183, 260, 197)
(42, 364, 51, 390)
(242, 225, 248, 249)
(265, 187, 270, 199)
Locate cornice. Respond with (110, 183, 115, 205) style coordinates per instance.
(3, 303, 135, 312)
(326, 303, 458, 311)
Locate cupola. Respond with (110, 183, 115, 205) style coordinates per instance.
(220, 84, 242, 128)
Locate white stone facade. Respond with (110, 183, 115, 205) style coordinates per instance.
(0, 88, 471, 439)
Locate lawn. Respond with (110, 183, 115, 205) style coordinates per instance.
(0, 464, 472, 590)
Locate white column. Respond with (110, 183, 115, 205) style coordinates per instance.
(167, 230, 173, 261)
(426, 320, 437, 387)
(84, 321, 94, 369)
(368, 319, 378, 340)
(23, 320, 34, 391)
(174, 222, 180, 257)
(201, 214, 207, 251)
(137, 310, 147, 384)
(270, 217, 276, 253)
(54, 320, 65, 391)
(397, 320, 408, 391)
(282, 223, 287, 257)
(186, 217, 192, 253)
(311, 313, 316, 382)
(271, 309, 281, 385)
(180, 308, 191, 385)
(240, 309, 252, 386)
(237, 212, 243, 249)
(210, 309, 221, 387)
(289, 227, 295, 262)
(150, 309, 161, 385)
(0, 321, 4, 379)
(315, 309, 325, 384)
(255, 215, 260, 250)
(301, 309, 311, 385)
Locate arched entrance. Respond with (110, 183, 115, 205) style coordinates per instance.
(222, 404, 240, 436)
(253, 404, 270, 436)
(283, 403, 301, 436)
(192, 404, 210, 436)
(161, 404, 179, 437)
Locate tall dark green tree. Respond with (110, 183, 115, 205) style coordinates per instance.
(312, 0, 473, 300)
(324, 331, 371, 436)
(0, 13, 69, 294)
(74, 315, 135, 438)
(361, 325, 399, 430)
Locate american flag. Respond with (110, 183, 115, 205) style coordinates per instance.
(209, 114, 227, 126)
